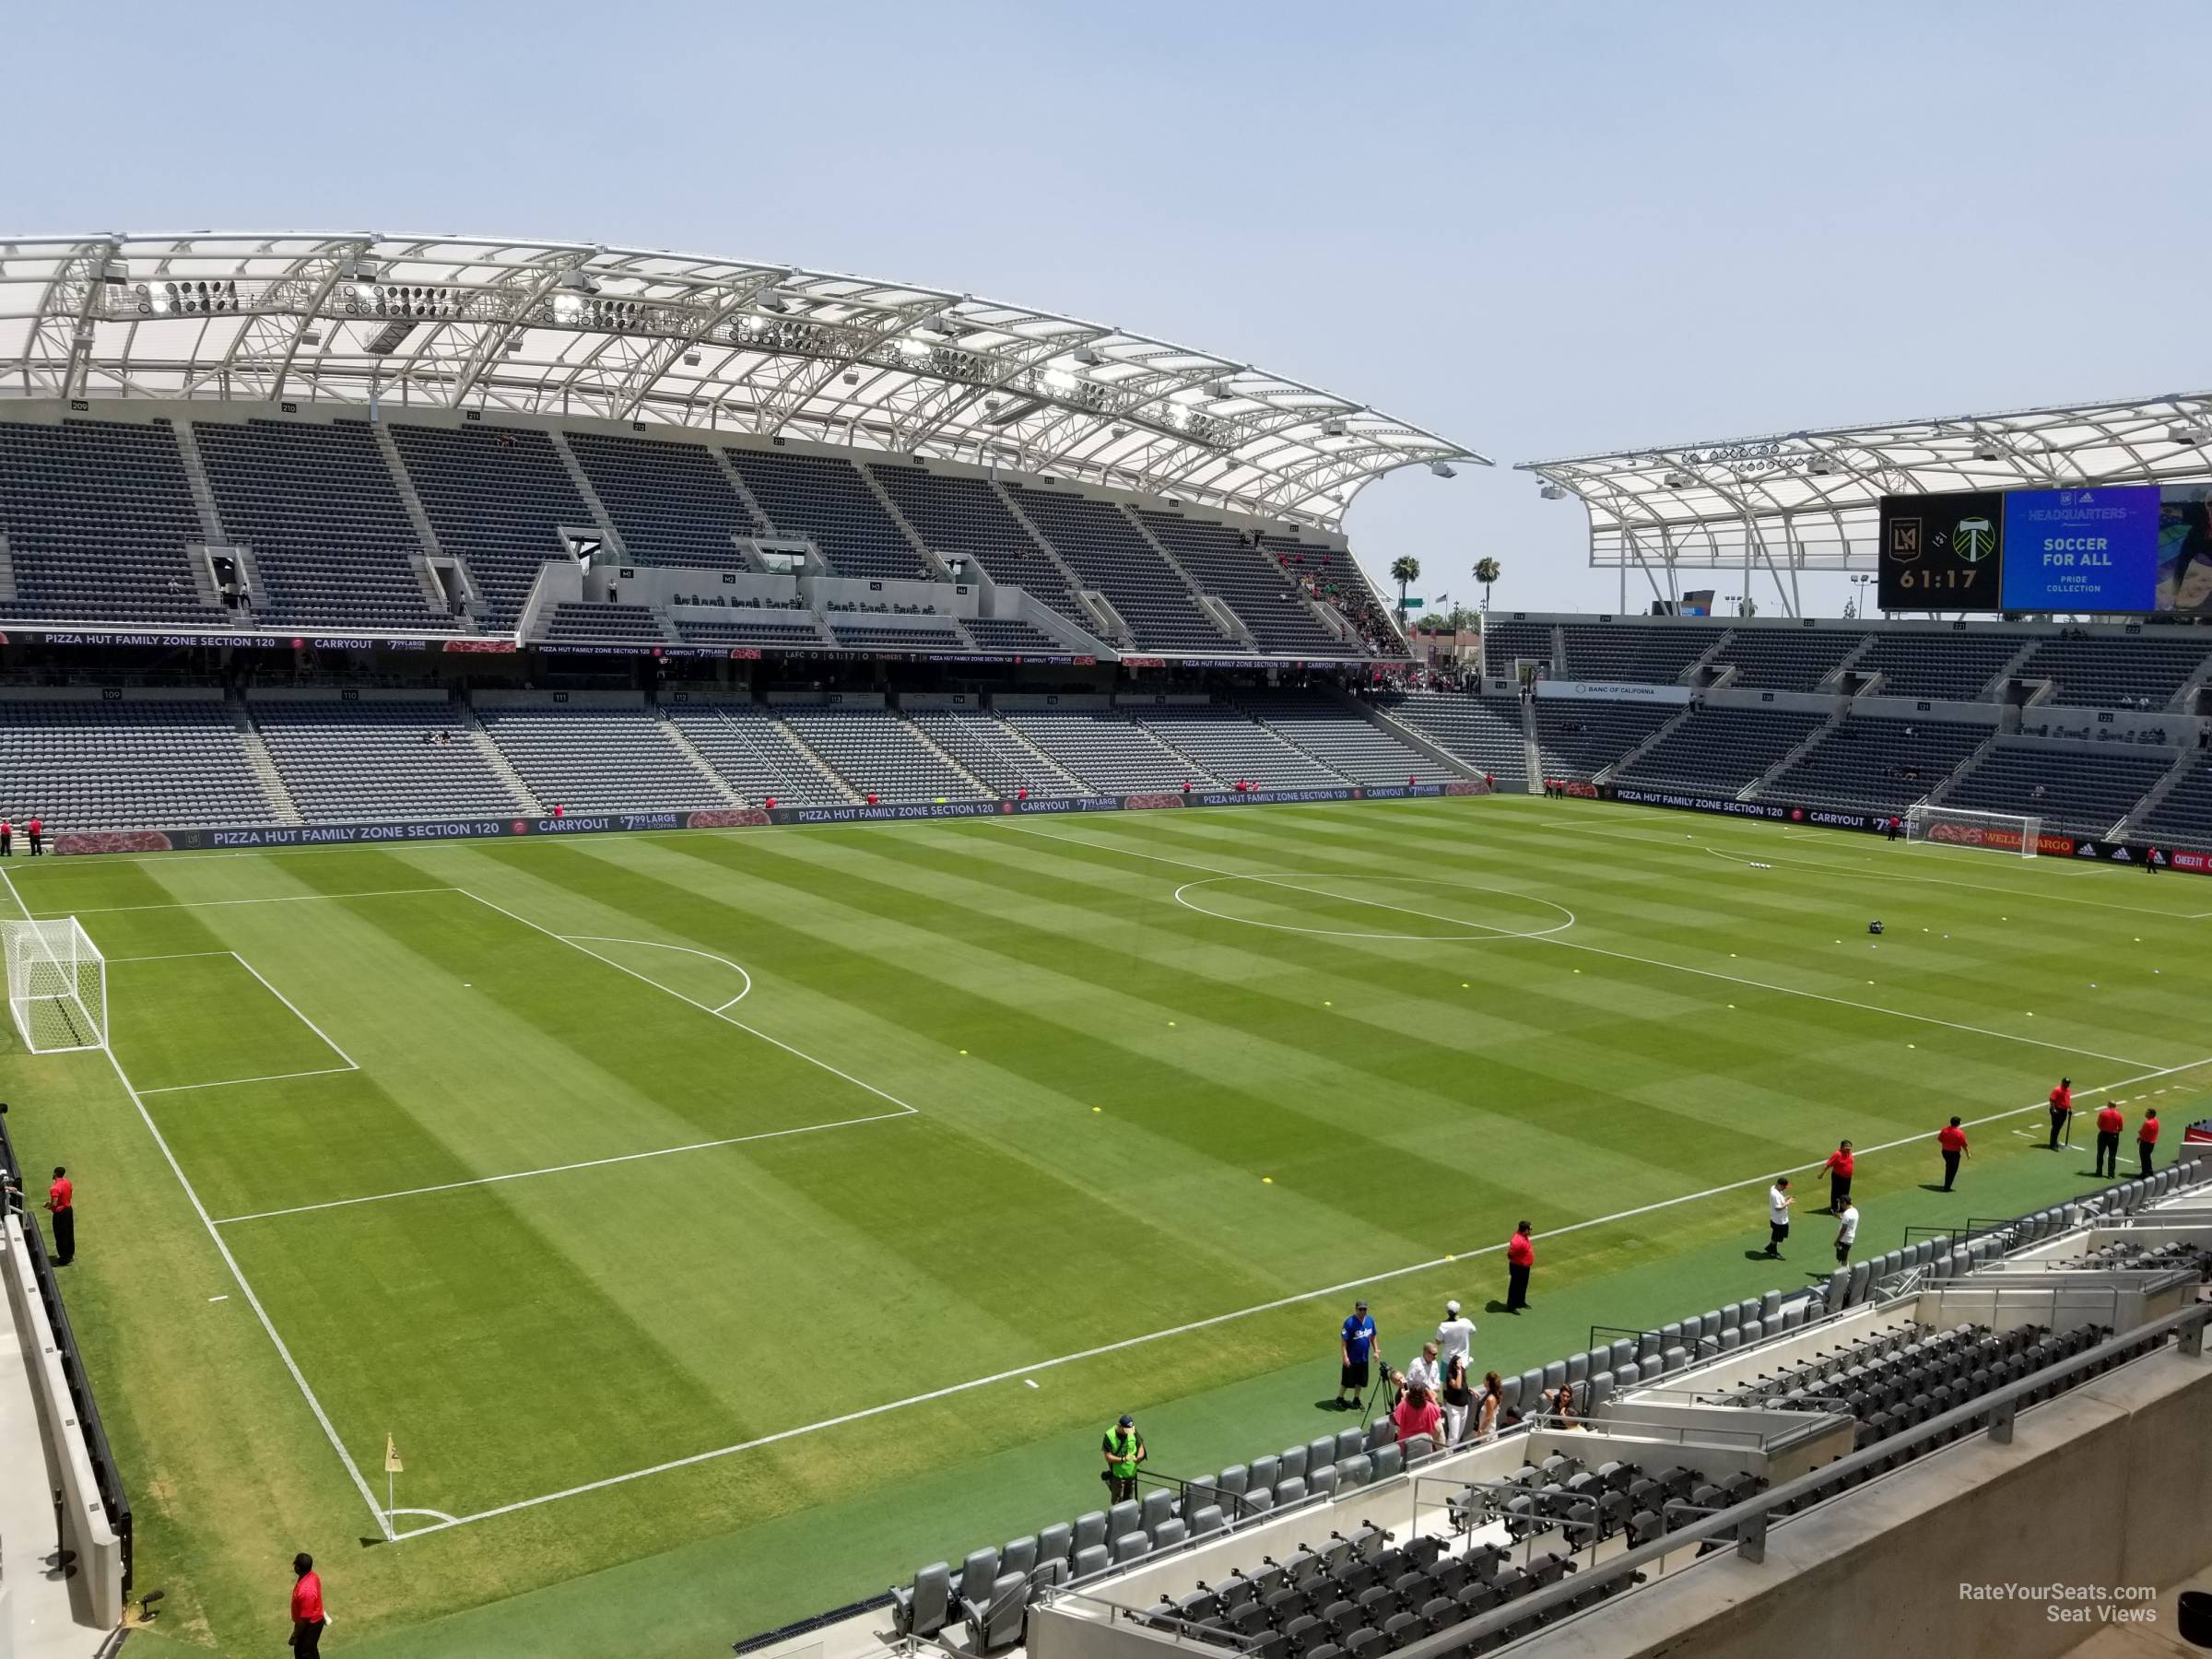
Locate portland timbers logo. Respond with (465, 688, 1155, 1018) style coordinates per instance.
(1953, 517, 1996, 562)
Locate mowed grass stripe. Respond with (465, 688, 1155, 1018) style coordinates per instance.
(1051, 807, 2190, 1068)
(636, 825, 1788, 1208)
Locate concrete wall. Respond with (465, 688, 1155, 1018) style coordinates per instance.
(2, 1216, 123, 1630)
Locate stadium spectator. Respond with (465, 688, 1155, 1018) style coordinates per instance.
(1937, 1117, 1970, 1191)
(44, 1166, 73, 1265)
(1436, 1299, 1476, 1373)
(1764, 1177, 1793, 1258)
(1834, 1200, 1860, 1265)
(1439, 1350, 1473, 1446)
(1474, 1371, 1505, 1441)
(2138, 1108, 2160, 1176)
(2095, 1100, 2125, 1179)
(1391, 1382, 1441, 1451)
(1505, 1222, 1535, 1312)
(1100, 1414, 1146, 1502)
(289, 1552, 325, 1654)
(1404, 1341, 1441, 1397)
(2047, 1077, 2075, 1149)
(1336, 1299, 1376, 1409)
(26, 815, 41, 856)
(1546, 1383, 1581, 1430)
(1821, 1140, 1854, 1214)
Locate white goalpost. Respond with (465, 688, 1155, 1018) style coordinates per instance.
(1903, 805, 2045, 858)
(3, 918, 108, 1053)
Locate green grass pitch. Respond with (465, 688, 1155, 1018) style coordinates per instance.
(3, 794, 2206, 1656)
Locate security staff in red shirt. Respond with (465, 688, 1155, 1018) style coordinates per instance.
(290, 1552, 327, 1653)
(2047, 1078, 2075, 1149)
(1505, 1222, 1535, 1313)
(2137, 1109, 2160, 1177)
(1821, 1141, 1855, 1215)
(44, 1167, 73, 1265)
(1937, 1118, 1970, 1192)
(25, 815, 41, 856)
(2094, 1100, 2125, 1179)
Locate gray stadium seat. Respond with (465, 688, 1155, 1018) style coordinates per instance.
(1372, 1444, 1404, 1481)
(1071, 1544, 1110, 1580)
(1001, 1535, 1037, 1580)
(1151, 1518, 1187, 1551)
(1188, 1505, 1225, 1538)
(1037, 1523, 1071, 1569)
(1250, 1454, 1281, 1493)
(1335, 1429, 1365, 1464)
(1072, 1512, 1107, 1556)
(1279, 1445, 1308, 1482)
(1105, 1501, 1139, 1545)
(1308, 1466, 1337, 1500)
(1112, 1532, 1149, 1564)
(893, 1561, 952, 1637)
(1338, 1453, 1372, 1488)
(1275, 1476, 1307, 1506)
(1541, 1360, 1567, 1394)
(1138, 1491, 1174, 1538)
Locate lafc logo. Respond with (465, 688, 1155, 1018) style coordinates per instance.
(1953, 517, 1996, 562)
(1889, 518, 1922, 561)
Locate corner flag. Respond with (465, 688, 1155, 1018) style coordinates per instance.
(385, 1435, 404, 1475)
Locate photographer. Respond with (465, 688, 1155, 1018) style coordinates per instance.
(1100, 1414, 1146, 1502)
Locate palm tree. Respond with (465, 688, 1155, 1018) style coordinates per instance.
(1474, 557, 1502, 612)
(1388, 555, 1421, 624)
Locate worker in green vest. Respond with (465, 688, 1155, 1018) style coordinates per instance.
(1100, 1413, 1147, 1502)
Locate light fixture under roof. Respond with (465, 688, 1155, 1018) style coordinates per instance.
(1539, 482, 1568, 500)
(1806, 455, 1836, 476)
(759, 289, 792, 313)
(1430, 461, 1456, 478)
(683, 350, 701, 367)
(558, 266, 600, 296)
(2169, 424, 2210, 446)
(1073, 347, 1101, 366)
(1663, 470, 1694, 488)
(842, 370, 860, 385)
(1322, 418, 1347, 437)
(1971, 439, 2002, 461)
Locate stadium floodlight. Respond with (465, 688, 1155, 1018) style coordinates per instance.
(1322, 418, 1347, 437)
(759, 289, 792, 313)
(1044, 367, 1078, 391)
(1539, 482, 1567, 500)
(1806, 455, 1837, 476)
(682, 349, 701, 366)
(1073, 347, 1101, 366)
(300, 330, 322, 347)
(898, 336, 933, 359)
(1972, 440, 2003, 461)
(1663, 470, 1694, 488)
(1430, 461, 1457, 478)
(3, 918, 107, 1054)
(1905, 806, 2043, 858)
(558, 267, 600, 296)
(2168, 424, 2210, 446)
(842, 370, 860, 384)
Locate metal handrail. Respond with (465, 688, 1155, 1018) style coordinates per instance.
(1386, 1301, 2212, 1659)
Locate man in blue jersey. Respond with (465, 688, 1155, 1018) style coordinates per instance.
(1336, 1299, 1377, 1408)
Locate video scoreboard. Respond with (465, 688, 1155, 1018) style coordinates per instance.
(1878, 483, 2212, 613)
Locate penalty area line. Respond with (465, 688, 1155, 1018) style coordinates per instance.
(388, 1053, 2212, 1540)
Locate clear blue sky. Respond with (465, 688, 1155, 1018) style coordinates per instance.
(10, 0, 2205, 615)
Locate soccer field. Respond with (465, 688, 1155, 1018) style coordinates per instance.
(5, 794, 2208, 1657)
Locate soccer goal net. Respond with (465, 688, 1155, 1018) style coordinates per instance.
(1904, 806, 2044, 858)
(3, 918, 107, 1053)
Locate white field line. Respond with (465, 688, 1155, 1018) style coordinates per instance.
(389, 1507, 460, 1524)
(226, 952, 358, 1069)
(559, 934, 751, 1007)
(142, 1065, 359, 1097)
(0, 870, 394, 1540)
(26, 886, 457, 916)
(996, 822, 2170, 1068)
(210, 1106, 919, 1226)
(385, 1050, 2212, 1541)
(456, 889, 920, 1120)
(107, 950, 238, 963)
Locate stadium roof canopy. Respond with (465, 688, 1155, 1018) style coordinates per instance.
(1519, 392, 2212, 606)
(0, 231, 1486, 529)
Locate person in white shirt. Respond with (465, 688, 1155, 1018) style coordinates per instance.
(1403, 1342, 1441, 1397)
(1763, 1177, 1794, 1259)
(1436, 1300, 1477, 1373)
(1834, 1201, 1860, 1265)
